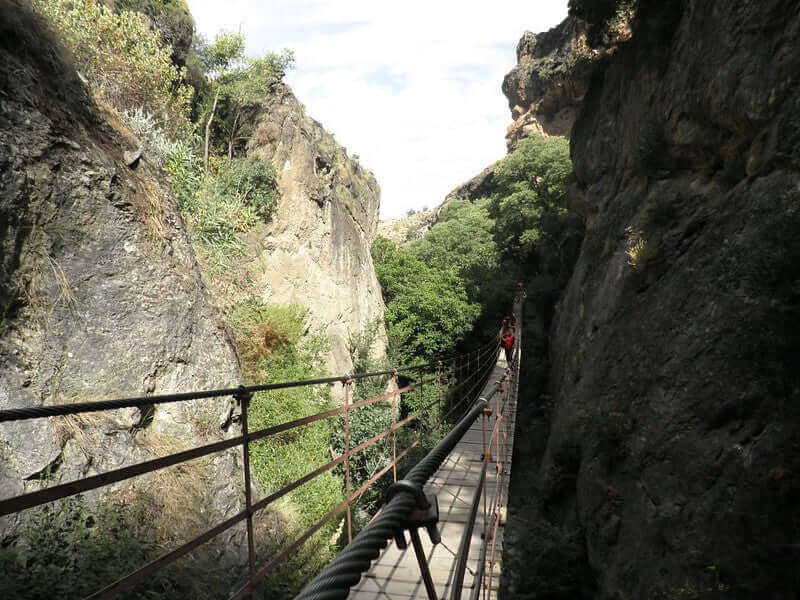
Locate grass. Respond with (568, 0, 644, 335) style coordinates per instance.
(625, 227, 660, 270)
(166, 152, 279, 273)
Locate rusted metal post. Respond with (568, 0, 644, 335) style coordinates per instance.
(409, 528, 439, 600)
(236, 387, 257, 600)
(392, 372, 399, 482)
(481, 403, 490, 544)
(344, 379, 353, 543)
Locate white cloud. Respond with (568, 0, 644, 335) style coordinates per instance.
(186, 0, 569, 218)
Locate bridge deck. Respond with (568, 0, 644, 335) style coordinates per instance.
(349, 357, 516, 600)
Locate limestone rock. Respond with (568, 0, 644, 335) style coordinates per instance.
(376, 210, 437, 246)
(501, 6, 636, 150)
(238, 83, 388, 380)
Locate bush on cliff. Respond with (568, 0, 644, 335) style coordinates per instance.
(228, 299, 340, 526)
(0, 496, 228, 600)
(166, 152, 279, 270)
(34, 0, 192, 135)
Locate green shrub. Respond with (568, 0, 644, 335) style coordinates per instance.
(34, 0, 191, 134)
(228, 299, 341, 530)
(165, 140, 203, 210)
(114, 0, 195, 65)
(213, 159, 279, 218)
(121, 107, 182, 167)
(168, 156, 278, 270)
(227, 299, 343, 594)
(0, 497, 227, 600)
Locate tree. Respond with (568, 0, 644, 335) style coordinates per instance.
(196, 32, 294, 171)
(490, 136, 582, 283)
(411, 199, 499, 292)
(372, 238, 481, 363)
(408, 198, 515, 345)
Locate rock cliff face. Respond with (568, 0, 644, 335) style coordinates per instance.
(502, 5, 635, 151)
(241, 84, 388, 377)
(505, 1, 800, 597)
(502, 20, 592, 148)
(376, 210, 437, 246)
(0, 2, 240, 543)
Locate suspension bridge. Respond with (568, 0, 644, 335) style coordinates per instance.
(0, 292, 525, 600)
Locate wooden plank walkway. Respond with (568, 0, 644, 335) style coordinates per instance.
(349, 355, 518, 600)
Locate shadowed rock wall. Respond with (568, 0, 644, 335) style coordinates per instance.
(504, 1, 800, 597)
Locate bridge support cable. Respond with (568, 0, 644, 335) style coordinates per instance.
(338, 289, 525, 600)
(457, 292, 524, 600)
(0, 338, 498, 424)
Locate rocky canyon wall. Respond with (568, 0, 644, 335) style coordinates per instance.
(0, 0, 388, 547)
(241, 84, 388, 377)
(0, 0, 246, 547)
(505, 1, 800, 597)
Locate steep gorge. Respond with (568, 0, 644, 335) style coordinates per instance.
(503, 1, 800, 598)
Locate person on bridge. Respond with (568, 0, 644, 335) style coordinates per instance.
(501, 331, 515, 363)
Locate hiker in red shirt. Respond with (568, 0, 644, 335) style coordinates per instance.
(501, 331, 515, 363)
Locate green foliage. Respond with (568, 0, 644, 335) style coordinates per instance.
(226, 299, 342, 595)
(165, 140, 203, 209)
(490, 136, 583, 286)
(0, 497, 226, 600)
(228, 299, 341, 533)
(372, 237, 481, 364)
(167, 154, 278, 270)
(121, 107, 183, 167)
(411, 199, 500, 294)
(114, 0, 195, 63)
(336, 322, 393, 523)
(196, 32, 295, 159)
(34, 0, 192, 134)
(213, 158, 279, 218)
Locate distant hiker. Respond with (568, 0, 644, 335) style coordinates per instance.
(501, 315, 512, 331)
(501, 331, 515, 363)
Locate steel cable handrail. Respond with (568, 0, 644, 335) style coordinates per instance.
(0, 298, 519, 600)
(0, 326, 506, 600)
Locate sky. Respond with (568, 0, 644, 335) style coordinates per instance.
(186, 1, 569, 219)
